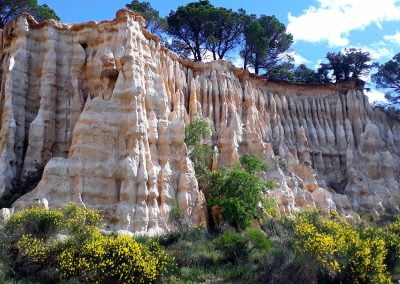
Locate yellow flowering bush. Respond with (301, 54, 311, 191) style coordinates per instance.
(293, 212, 391, 283)
(58, 234, 172, 283)
(0, 203, 174, 283)
(60, 202, 102, 237)
(16, 234, 50, 264)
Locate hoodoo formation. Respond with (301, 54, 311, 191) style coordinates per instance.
(0, 10, 399, 235)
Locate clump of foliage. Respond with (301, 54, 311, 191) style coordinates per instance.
(166, 0, 246, 61)
(267, 62, 332, 84)
(185, 116, 276, 232)
(184, 115, 213, 190)
(0, 203, 173, 283)
(0, 0, 59, 28)
(58, 233, 171, 283)
(155, 226, 271, 283)
(207, 154, 274, 231)
(241, 14, 293, 75)
(213, 228, 270, 263)
(319, 48, 373, 83)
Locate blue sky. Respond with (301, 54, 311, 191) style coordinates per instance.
(39, 0, 400, 101)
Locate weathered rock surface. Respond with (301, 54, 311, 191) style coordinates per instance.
(0, 10, 399, 233)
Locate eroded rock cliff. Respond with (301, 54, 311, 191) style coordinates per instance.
(0, 10, 399, 234)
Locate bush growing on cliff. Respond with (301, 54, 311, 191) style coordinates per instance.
(184, 116, 277, 232)
(0, 204, 173, 283)
(207, 154, 275, 231)
(185, 115, 213, 190)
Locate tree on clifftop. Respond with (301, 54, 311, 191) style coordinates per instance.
(125, 0, 167, 36)
(205, 7, 246, 60)
(166, 0, 245, 61)
(166, 0, 211, 61)
(322, 48, 372, 83)
(241, 15, 293, 75)
(267, 63, 331, 84)
(0, 0, 59, 29)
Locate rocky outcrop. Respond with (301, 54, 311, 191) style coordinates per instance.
(0, 10, 399, 233)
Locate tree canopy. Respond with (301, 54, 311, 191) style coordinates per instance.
(267, 63, 331, 84)
(166, 0, 211, 61)
(322, 48, 372, 83)
(166, 0, 244, 61)
(205, 8, 246, 60)
(0, 0, 59, 29)
(125, 0, 167, 36)
(372, 53, 400, 105)
(241, 15, 293, 75)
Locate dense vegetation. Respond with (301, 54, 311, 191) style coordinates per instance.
(2, 205, 400, 283)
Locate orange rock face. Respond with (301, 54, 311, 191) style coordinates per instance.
(0, 10, 399, 233)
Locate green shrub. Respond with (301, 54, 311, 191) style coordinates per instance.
(184, 116, 213, 190)
(208, 163, 273, 231)
(239, 153, 268, 174)
(213, 230, 248, 262)
(1, 206, 64, 281)
(169, 197, 185, 229)
(164, 227, 221, 268)
(256, 246, 320, 284)
(362, 216, 400, 274)
(184, 115, 211, 147)
(60, 202, 102, 239)
(244, 227, 271, 252)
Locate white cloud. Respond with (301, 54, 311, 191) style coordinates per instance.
(285, 51, 311, 65)
(278, 51, 311, 66)
(349, 44, 394, 60)
(368, 46, 394, 59)
(287, 0, 400, 46)
(365, 89, 388, 103)
(384, 30, 400, 43)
